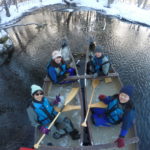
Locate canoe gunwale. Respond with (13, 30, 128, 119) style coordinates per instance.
(38, 137, 139, 150)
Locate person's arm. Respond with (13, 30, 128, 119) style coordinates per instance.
(26, 106, 40, 128)
(115, 109, 136, 148)
(48, 66, 58, 83)
(119, 109, 136, 137)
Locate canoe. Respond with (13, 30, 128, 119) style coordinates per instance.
(32, 39, 139, 150)
(84, 40, 139, 150)
(33, 40, 85, 149)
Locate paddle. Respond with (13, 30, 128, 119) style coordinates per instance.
(89, 101, 107, 108)
(34, 87, 79, 149)
(55, 102, 107, 112)
(81, 79, 100, 127)
(54, 105, 81, 112)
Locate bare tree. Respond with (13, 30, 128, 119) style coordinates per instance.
(107, 0, 115, 8)
(13, 0, 18, 10)
(137, 0, 148, 8)
(142, 0, 148, 9)
(137, 0, 143, 7)
(3, 0, 10, 17)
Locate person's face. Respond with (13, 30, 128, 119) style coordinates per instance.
(119, 93, 130, 103)
(33, 91, 44, 101)
(95, 52, 102, 58)
(54, 57, 62, 64)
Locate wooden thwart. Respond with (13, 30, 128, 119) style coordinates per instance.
(44, 73, 119, 82)
(39, 137, 139, 150)
(54, 105, 81, 112)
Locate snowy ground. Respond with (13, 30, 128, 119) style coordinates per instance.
(0, 0, 150, 27)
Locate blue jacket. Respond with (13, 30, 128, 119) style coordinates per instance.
(31, 97, 57, 126)
(92, 95, 135, 137)
(47, 60, 67, 83)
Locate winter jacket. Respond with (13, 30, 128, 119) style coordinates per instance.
(47, 59, 67, 83)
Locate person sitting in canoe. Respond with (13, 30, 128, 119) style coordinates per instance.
(27, 84, 80, 142)
(47, 50, 76, 84)
(91, 85, 135, 148)
(87, 45, 110, 77)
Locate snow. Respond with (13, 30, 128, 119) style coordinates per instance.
(0, 30, 8, 39)
(0, 0, 150, 27)
(0, 44, 6, 53)
(5, 39, 13, 48)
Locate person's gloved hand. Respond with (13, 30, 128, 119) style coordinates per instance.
(53, 95, 65, 109)
(98, 94, 106, 100)
(38, 126, 50, 135)
(53, 95, 61, 105)
(115, 137, 125, 148)
(57, 96, 65, 109)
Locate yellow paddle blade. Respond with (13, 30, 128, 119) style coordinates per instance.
(54, 105, 81, 112)
(92, 79, 100, 88)
(105, 77, 112, 83)
(89, 102, 107, 108)
(64, 87, 79, 105)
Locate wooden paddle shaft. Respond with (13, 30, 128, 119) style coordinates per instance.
(34, 112, 61, 149)
(82, 87, 95, 127)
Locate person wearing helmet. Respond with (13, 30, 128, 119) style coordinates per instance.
(26, 84, 80, 141)
(91, 85, 136, 148)
(47, 50, 75, 84)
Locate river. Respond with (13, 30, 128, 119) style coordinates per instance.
(0, 5, 150, 150)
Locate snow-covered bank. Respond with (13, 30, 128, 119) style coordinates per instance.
(0, 0, 150, 27)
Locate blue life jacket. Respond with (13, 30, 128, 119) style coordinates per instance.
(32, 97, 58, 125)
(92, 56, 103, 71)
(92, 55, 110, 75)
(106, 99, 124, 124)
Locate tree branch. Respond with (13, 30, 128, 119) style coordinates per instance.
(0, 23, 47, 30)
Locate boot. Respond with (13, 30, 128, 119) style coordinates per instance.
(53, 132, 67, 139)
(69, 129, 80, 140)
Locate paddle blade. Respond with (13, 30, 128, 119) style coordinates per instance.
(89, 102, 107, 108)
(64, 87, 79, 105)
(92, 79, 100, 88)
(55, 105, 81, 112)
(81, 121, 87, 127)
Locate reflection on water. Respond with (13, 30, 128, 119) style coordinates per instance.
(0, 6, 150, 150)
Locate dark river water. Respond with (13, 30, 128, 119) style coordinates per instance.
(0, 5, 150, 150)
